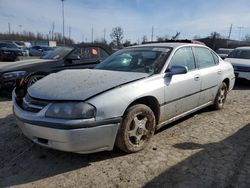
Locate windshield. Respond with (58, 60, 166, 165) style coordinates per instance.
(228, 49, 250, 59)
(42, 46, 73, 60)
(95, 47, 172, 74)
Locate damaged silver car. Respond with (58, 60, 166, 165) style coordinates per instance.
(13, 42, 235, 153)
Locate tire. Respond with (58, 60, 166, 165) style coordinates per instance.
(213, 82, 228, 110)
(27, 74, 45, 87)
(115, 104, 156, 153)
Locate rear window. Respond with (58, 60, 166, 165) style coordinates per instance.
(228, 49, 250, 59)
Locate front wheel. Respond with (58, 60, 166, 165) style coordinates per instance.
(115, 104, 156, 153)
(27, 74, 45, 87)
(213, 82, 228, 110)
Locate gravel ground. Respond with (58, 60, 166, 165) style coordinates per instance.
(0, 81, 249, 188)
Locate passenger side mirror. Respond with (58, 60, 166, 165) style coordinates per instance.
(67, 54, 81, 61)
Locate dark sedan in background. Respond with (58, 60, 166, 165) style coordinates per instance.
(0, 43, 112, 91)
(0, 41, 24, 61)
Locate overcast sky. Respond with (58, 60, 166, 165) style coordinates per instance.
(1, 0, 250, 43)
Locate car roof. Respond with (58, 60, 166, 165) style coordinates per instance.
(235, 46, 250, 50)
(130, 42, 204, 49)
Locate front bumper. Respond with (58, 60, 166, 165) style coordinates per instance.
(13, 95, 121, 154)
(16, 119, 120, 153)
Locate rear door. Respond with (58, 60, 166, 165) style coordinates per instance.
(163, 46, 201, 120)
(193, 47, 222, 105)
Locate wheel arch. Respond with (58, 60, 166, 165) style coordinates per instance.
(222, 78, 230, 90)
(125, 96, 161, 125)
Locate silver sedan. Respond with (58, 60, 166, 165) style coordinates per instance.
(13, 43, 235, 153)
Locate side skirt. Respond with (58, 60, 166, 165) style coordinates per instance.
(156, 101, 214, 130)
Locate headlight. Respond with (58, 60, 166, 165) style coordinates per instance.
(45, 102, 96, 119)
(2, 71, 27, 79)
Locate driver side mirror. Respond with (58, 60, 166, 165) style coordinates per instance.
(170, 65, 188, 75)
(165, 65, 188, 77)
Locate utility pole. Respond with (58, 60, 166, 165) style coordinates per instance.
(68, 26, 71, 39)
(228, 24, 232, 40)
(151, 26, 154, 41)
(51, 22, 55, 40)
(91, 27, 94, 43)
(8, 22, 11, 34)
(18, 25, 23, 34)
(61, 0, 65, 45)
(104, 28, 106, 42)
(238, 26, 244, 41)
(82, 34, 84, 43)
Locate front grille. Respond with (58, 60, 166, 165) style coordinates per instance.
(233, 65, 250, 72)
(21, 94, 49, 113)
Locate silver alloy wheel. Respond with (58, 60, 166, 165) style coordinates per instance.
(128, 113, 149, 146)
(218, 86, 226, 105)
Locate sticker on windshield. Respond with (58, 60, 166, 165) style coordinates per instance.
(152, 48, 170, 52)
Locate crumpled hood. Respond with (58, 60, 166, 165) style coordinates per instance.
(225, 58, 250, 67)
(28, 69, 148, 100)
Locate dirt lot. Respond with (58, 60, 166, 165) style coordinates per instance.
(0, 81, 250, 188)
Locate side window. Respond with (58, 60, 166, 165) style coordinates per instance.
(70, 47, 109, 64)
(194, 47, 216, 68)
(169, 47, 196, 71)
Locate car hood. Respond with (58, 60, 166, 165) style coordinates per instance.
(225, 58, 250, 67)
(0, 59, 55, 72)
(28, 69, 148, 101)
(0, 47, 22, 52)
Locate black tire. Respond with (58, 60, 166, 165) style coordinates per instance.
(27, 74, 45, 87)
(213, 82, 228, 110)
(115, 104, 156, 153)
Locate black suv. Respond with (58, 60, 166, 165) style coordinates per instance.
(0, 43, 112, 91)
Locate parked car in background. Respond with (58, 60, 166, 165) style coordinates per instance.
(13, 42, 235, 154)
(29, 45, 54, 56)
(225, 47, 250, 81)
(0, 41, 24, 61)
(216, 48, 234, 59)
(0, 43, 112, 90)
(13, 41, 30, 56)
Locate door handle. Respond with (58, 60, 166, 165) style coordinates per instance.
(194, 75, 200, 81)
(217, 70, 222, 75)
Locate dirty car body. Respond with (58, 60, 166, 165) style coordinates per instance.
(13, 43, 235, 153)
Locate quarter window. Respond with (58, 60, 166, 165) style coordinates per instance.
(169, 47, 196, 71)
(194, 47, 216, 68)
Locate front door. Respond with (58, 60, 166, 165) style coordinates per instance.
(163, 47, 201, 121)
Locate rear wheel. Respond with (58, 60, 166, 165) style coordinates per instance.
(213, 82, 228, 110)
(115, 104, 156, 153)
(27, 74, 45, 87)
